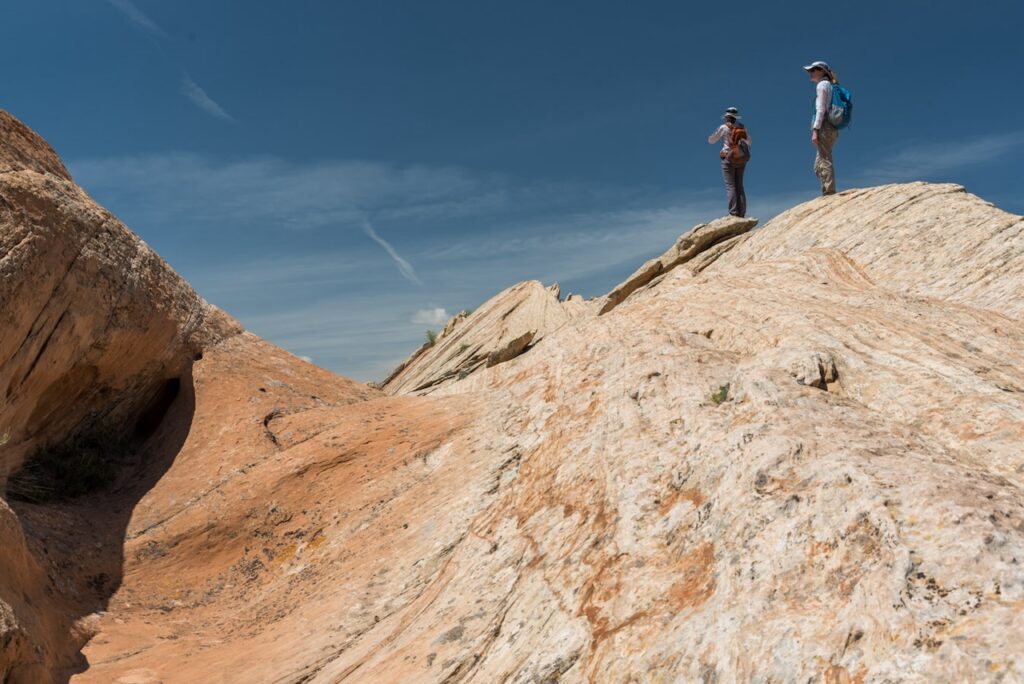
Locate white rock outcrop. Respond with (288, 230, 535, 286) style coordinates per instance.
(382, 280, 598, 394)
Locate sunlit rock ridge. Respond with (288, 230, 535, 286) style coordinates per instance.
(1, 111, 1022, 683)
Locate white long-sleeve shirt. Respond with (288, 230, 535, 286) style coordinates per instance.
(813, 79, 833, 130)
(708, 123, 751, 155)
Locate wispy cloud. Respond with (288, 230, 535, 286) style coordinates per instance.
(105, 2, 234, 122)
(70, 154, 495, 231)
(181, 75, 234, 121)
(69, 151, 802, 380)
(77, 155, 571, 230)
(411, 308, 450, 326)
(364, 221, 423, 286)
(857, 132, 1024, 184)
(107, 0, 167, 38)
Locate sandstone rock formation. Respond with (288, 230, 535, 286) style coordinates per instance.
(382, 216, 762, 396)
(1, 110, 1023, 682)
(0, 109, 240, 682)
(598, 214, 758, 314)
(382, 280, 596, 395)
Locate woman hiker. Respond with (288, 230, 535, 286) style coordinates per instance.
(708, 107, 750, 217)
(805, 60, 839, 195)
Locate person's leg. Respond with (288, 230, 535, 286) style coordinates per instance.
(734, 163, 747, 217)
(722, 159, 739, 216)
(823, 127, 838, 194)
(814, 127, 838, 195)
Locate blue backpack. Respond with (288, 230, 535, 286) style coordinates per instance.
(828, 84, 853, 129)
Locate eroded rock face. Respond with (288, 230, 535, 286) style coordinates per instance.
(0, 110, 238, 681)
(381, 280, 597, 394)
(599, 214, 758, 314)
(2, 109, 1023, 682)
(329, 239, 1024, 681)
(79, 184, 1024, 682)
(381, 217, 760, 394)
(0, 112, 239, 478)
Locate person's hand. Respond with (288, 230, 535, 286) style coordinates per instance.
(811, 130, 819, 145)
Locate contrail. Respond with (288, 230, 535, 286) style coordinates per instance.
(107, 0, 168, 38)
(181, 75, 234, 122)
(363, 221, 423, 286)
(106, 1, 234, 122)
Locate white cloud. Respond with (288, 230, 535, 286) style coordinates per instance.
(857, 132, 1024, 184)
(107, 0, 167, 38)
(411, 308, 450, 326)
(363, 221, 423, 286)
(68, 151, 802, 381)
(181, 75, 234, 122)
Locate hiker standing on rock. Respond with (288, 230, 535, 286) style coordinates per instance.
(708, 107, 750, 217)
(805, 60, 840, 195)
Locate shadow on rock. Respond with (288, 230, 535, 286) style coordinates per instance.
(7, 368, 197, 682)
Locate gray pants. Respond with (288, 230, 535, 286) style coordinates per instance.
(814, 126, 839, 195)
(721, 159, 747, 217)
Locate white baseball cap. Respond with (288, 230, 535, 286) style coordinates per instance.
(803, 61, 831, 72)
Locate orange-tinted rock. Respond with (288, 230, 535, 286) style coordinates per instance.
(0, 109, 237, 682)
(1, 109, 1023, 682)
(0, 111, 71, 179)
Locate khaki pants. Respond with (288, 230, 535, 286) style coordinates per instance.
(814, 126, 838, 195)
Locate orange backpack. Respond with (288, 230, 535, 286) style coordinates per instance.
(720, 124, 751, 165)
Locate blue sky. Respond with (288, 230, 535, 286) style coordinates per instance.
(3, 1, 1022, 380)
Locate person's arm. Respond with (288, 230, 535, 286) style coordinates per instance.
(812, 81, 830, 144)
(813, 82, 830, 130)
(708, 125, 726, 144)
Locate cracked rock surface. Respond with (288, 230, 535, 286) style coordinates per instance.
(1, 111, 1023, 682)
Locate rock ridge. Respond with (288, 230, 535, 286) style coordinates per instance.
(598, 214, 758, 314)
(381, 280, 597, 395)
(0, 109, 1022, 682)
(382, 216, 760, 395)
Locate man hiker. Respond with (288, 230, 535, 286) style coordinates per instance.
(805, 60, 839, 195)
(708, 106, 750, 217)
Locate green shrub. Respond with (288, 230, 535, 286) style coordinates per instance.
(425, 329, 438, 346)
(710, 383, 730, 405)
